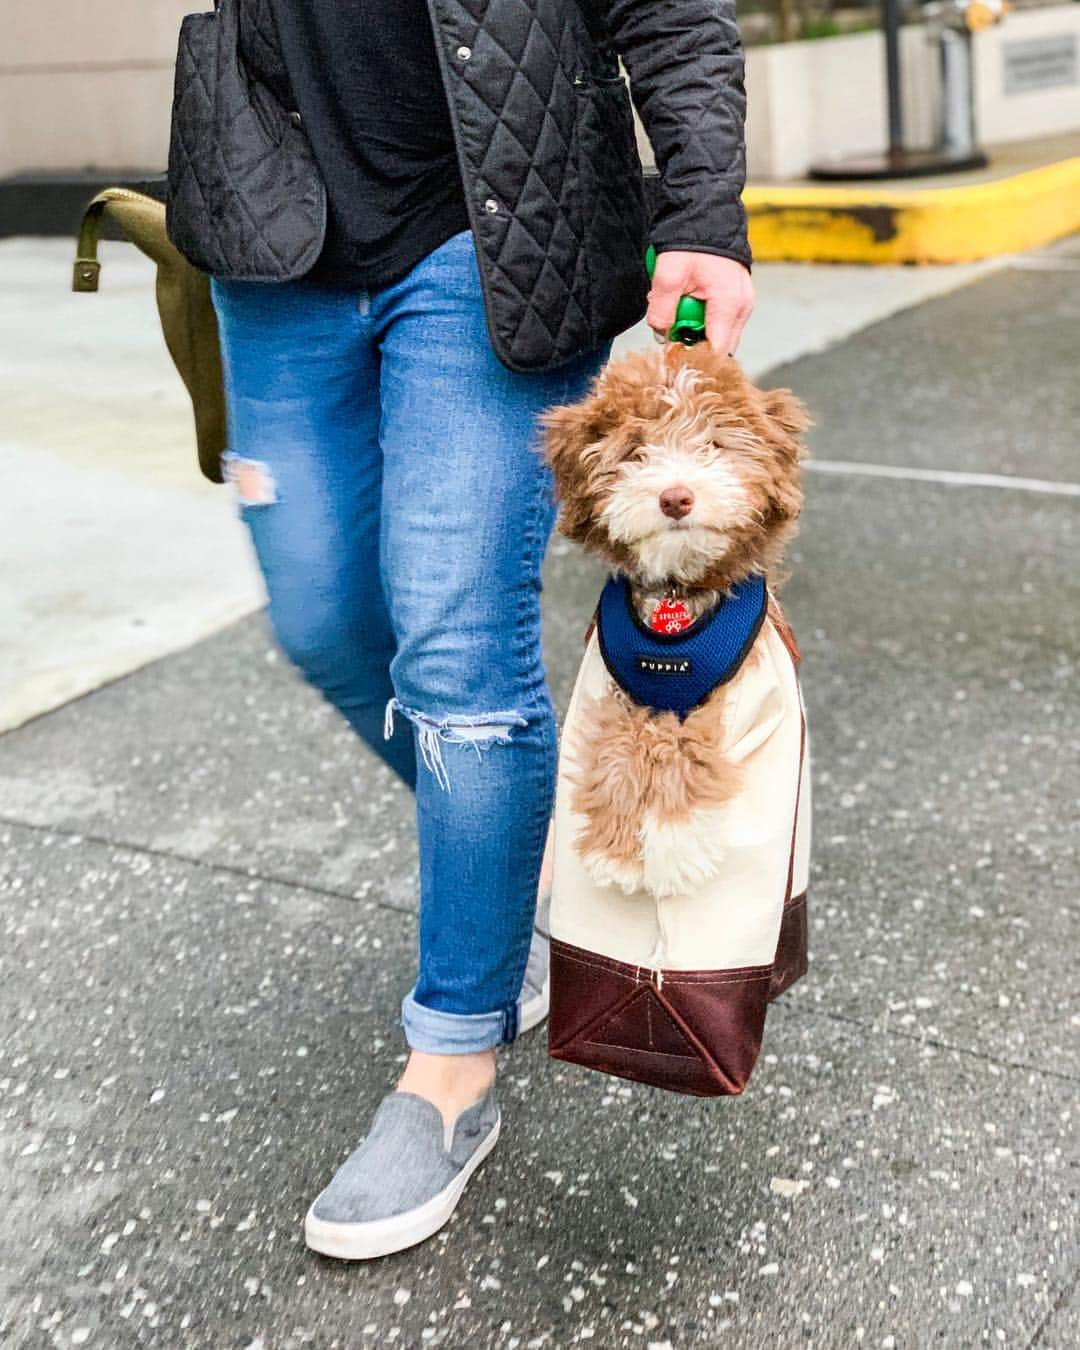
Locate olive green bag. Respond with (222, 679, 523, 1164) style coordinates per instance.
(72, 187, 226, 484)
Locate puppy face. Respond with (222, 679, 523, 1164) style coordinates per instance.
(541, 345, 809, 588)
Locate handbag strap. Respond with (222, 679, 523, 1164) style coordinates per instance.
(71, 186, 167, 293)
(783, 702, 807, 904)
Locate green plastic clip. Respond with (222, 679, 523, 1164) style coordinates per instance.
(645, 245, 706, 346)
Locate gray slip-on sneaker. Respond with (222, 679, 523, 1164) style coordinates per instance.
(304, 1088, 500, 1260)
(518, 887, 551, 1035)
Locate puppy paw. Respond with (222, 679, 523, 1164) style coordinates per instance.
(639, 811, 727, 898)
(579, 846, 646, 896)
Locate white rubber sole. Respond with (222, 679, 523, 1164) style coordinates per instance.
(518, 974, 550, 1035)
(303, 1112, 501, 1261)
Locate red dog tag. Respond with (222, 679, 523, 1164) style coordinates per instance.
(649, 597, 694, 634)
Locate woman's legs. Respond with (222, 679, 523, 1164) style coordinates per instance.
(209, 274, 417, 788)
(212, 236, 608, 1129)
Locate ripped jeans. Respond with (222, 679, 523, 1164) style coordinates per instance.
(209, 228, 609, 1054)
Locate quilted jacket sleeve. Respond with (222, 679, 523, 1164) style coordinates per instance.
(603, 0, 751, 269)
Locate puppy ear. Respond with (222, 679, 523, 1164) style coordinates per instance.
(539, 351, 660, 467)
(539, 349, 666, 543)
(755, 386, 808, 530)
(537, 389, 612, 542)
(538, 397, 607, 471)
(762, 387, 812, 439)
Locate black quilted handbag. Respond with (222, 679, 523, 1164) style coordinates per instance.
(165, 0, 326, 281)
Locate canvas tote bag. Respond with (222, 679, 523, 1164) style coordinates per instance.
(548, 597, 810, 1097)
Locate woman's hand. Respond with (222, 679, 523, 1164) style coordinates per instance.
(646, 250, 754, 354)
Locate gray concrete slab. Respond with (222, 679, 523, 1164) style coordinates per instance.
(767, 260, 1080, 484)
(783, 472, 1079, 1076)
(0, 611, 422, 914)
(2, 256, 1078, 1348)
(2, 824, 1074, 1350)
(0, 542, 611, 915)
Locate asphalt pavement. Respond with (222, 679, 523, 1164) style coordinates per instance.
(1, 245, 1077, 1349)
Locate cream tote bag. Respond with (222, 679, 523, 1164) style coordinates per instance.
(547, 598, 810, 1096)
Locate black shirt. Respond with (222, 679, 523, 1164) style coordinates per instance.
(272, 0, 470, 289)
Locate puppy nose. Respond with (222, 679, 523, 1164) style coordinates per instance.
(659, 484, 695, 519)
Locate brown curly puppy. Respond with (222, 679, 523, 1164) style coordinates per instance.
(540, 342, 809, 898)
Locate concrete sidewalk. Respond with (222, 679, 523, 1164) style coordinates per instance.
(1, 245, 1078, 1348)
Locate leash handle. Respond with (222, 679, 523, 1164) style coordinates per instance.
(645, 245, 707, 346)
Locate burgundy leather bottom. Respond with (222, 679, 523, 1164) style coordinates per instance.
(548, 892, 808, 1097)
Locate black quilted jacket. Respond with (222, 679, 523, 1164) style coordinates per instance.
(243, 0, 750, 373)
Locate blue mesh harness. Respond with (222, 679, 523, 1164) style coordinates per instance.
(596, 574, 767, 718)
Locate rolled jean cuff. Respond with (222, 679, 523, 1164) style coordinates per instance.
(401, 989, 519, 1054)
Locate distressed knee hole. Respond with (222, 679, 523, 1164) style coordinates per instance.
(223, 453, 277, 506)
(383, 698, 527, 791)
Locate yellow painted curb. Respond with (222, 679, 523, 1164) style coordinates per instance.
(745, 157, 1080, 263)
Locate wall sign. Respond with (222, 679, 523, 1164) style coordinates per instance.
(1003, 34, 1079, 95)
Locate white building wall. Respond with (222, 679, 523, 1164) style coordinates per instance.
(974, 5, 1080, 143)
(0, 1, 189, 177)
(742, 7, 1080, 180)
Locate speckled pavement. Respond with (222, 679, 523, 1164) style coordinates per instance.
(2, 253, 1077, 1349)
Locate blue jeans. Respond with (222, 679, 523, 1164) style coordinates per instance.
(210, 228, 609, 1054)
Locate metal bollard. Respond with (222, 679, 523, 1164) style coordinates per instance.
(939, 26, 977, 160)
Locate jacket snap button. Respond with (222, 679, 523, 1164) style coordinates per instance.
(289, 110, 303, 128)
(456, 45, 471, 61)
(483, 197, 499, 214)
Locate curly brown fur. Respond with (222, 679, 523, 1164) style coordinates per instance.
(540, 343, 809, 597)
(543, 345, 810, 898)
(568, 688, 743, 870)
(567, 689, 746, 898)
